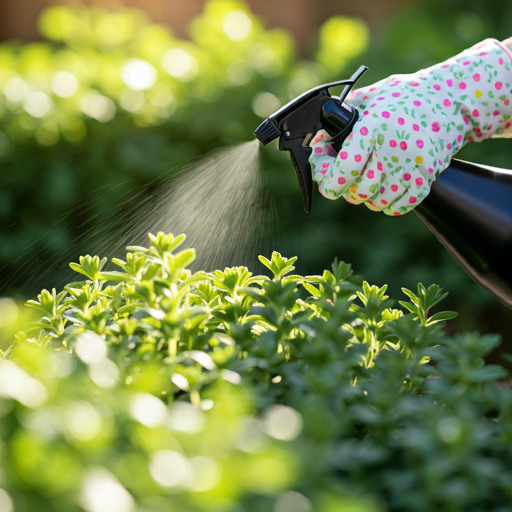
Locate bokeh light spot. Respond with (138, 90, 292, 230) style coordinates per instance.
(75, 331, 108, 364)
(249, 43, 282, 76)
(149, 85, 177, 117)
(81, 468, 135, 512)
(223, 11, 252, 41)
(24, 91, 53, 118)
(171, 372, 189, 391)
(149, 450, 193, 488)
(262, 405, 302, 441)
(65, 401, 102, 441)
(252, 92, 281, 118)
(162, 48, 198, 81)
(81, 92, 116, 122)
(437, 417, 462, 443)
(88, 358, 120, 389)
(275, 491, 312, 512)
(52, 71, 79, 97)
(122, 59, 157, 91)
(0, 360, 47, 408)
(3, 77, 29, 102)
(0, 297, 19, 328)
(120, 89, 145, 112)
(167, 401, 205, 433)
(0, 489, 13, 512)
(130, 393, 167, 427)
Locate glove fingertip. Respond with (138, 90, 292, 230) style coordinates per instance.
(364, 200, 384, 212)
(317, 181, 342, 200)
(310, 129, 331, 146)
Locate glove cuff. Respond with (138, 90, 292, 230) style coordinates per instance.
(425, 38, 512, 142)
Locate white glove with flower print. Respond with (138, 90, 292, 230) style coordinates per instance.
(309, 38, 512, 215)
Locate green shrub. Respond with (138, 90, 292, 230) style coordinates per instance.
(2, 0, 511, 341)
(2, 232, 512, 511)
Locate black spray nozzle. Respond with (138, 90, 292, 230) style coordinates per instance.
(254, 119, 280, 145)
(254, 65, 368, 212)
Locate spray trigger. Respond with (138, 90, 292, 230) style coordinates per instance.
(254, 65, 368, 212)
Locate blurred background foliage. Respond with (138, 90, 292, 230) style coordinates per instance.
(1, 0, 512, 345)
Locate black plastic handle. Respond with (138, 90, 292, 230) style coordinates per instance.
(279, 137, 314, 213)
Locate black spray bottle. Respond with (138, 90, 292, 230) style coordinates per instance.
(254, 66, 512, 309)
(413, 159, 512, 308)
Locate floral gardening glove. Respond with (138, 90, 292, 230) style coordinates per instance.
(309, 38, 512, 215)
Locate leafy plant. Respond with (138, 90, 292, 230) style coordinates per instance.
(1, 232, 511, 511)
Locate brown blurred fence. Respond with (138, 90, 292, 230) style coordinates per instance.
(0, 0, 407, 52)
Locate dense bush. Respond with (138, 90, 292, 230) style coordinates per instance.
(1, 232, 512, 511)
(1, 0, 511, 338)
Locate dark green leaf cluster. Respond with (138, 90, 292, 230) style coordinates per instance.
(2, 232, 511, 511)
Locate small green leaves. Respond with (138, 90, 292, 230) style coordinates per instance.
(148, 232, 187, 259)
(112, 252, 147, 277)
(26, 288, 67, 317)
(212, 267, 255, 295)
(302, 259, 357, 303)
(331, 258, 353, 282)
(163, 248, 196, 276)
(258, 252, 298, 281)
(69, 255, 107, 281)
(400, 283, 457, 326)
(14, 231, 512, 512)
(353, 281, 394, 322)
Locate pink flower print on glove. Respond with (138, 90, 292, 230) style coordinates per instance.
(310, 38, 512, 215)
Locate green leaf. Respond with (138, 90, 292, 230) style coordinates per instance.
(331, 258, 353, 282)
(173, 248, 196, 270)
(100, 271, 129, 282)
(466, 365, 508, 383)
(149, 232, 187, 258)
(426, 311, 458, 325)
(400, 283, 450, 326)
(134, 281, 155, 305)
(398, 300, 417, 315)
(401, 287, 421, 308)
(258, 252, 297, 281)
(69, 255, 107, 281)
(164, 248, 196, 276)
(213, 267, 254, 295)
(26, 288, 67, 316)
(303, 282, 322, 298)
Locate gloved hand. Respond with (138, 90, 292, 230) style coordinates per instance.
(310, 38, 512, 215)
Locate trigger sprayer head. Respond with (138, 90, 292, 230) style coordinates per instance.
(254, 119, 281, 145)
(254, 65, 368, 212)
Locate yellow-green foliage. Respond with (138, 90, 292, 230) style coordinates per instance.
(2, 233, 511, 511)
(1, 0, 359, 145)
